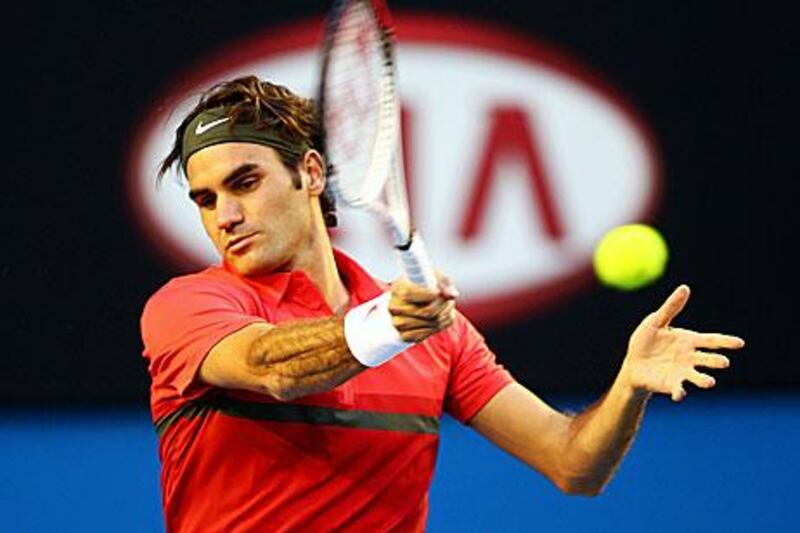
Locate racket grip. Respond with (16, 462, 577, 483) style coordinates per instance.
(396, 232, 438, 289)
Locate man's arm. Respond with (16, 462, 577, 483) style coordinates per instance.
(199, 317, 358, 401)
(469, 284, 745, 495)
(199, 278, 457, 401)
(469, 376, 648, 496)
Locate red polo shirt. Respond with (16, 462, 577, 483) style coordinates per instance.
(141, 250, 513, 532)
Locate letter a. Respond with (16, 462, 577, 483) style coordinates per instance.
(460, 107, 564, 242)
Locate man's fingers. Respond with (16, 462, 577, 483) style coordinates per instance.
(685, 331, 746, 350)
(666, 370, 715, 403)
(399, 320, 455, 343)
(392, 298, 456, 341)
(391, 298, 454, 320)
(390, 273, 458, 343)
(694, 351, 730, 370)
(399, 328, 431, 343)
(653, 285, 691, 328)
(393, 272, 460, 305)
(392, 280, 441, 305)
(393, 309, 455, 331)
(393, 283, 459, 305)
(436, 272, 460, 300)
(393, 316, 438, 331)
(399, 287, 440, 305)
(687, 369, 716, 389)
(671, 384, 687, 402)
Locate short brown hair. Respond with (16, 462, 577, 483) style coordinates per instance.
(159, 75, 337, 227)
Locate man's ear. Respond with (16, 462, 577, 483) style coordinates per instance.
(300, 149, 326, 197)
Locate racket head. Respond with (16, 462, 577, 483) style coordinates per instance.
(318, 0, 400, 210)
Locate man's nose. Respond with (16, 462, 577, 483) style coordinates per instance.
(216, 196, 244, 231)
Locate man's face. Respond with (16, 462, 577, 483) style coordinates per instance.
(186, 143, 314, 277)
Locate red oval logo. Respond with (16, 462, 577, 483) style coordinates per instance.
(127, 15, 662, 328)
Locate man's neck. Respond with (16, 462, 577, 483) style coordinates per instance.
(289, 221, 350, 314)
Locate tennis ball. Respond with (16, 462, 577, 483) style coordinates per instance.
(593, 224, 669, 291)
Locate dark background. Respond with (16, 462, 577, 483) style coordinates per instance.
(3, 0, 795, 407)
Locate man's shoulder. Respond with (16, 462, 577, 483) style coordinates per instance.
(143, 266, 249, 312)
(156, 266, 233, 291)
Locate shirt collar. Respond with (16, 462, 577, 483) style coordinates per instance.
(222, 248, 385, 308)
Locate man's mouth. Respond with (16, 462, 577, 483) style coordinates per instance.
(227, 233, 258, 253)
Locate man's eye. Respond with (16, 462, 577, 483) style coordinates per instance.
(195, 195, 215, 209)
(236, 177, 259, 191)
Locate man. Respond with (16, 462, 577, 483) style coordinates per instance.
(142, 75, 744, 532)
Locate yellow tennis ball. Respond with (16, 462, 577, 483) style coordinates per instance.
(593, 224, 669, 291)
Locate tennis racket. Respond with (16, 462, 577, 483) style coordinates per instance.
(318, 0, 437, 289)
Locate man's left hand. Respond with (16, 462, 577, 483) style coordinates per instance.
(619, 285, 745, 401)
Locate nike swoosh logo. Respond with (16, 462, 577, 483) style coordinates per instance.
(195, 117, 230, 135)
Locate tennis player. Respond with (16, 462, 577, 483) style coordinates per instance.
(141, 75, 744, 532)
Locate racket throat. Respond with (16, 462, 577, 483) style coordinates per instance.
(394, 230, 416, 251)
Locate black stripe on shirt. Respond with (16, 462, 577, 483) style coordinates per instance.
(155, 395, 440, 437)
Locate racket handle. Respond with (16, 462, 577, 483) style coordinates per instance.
(396, 232, 438, 289)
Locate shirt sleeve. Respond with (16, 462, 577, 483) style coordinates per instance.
(140, 274, 266, 421)
(444, 312, 515, 424)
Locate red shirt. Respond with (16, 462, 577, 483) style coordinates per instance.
(141, 250, 513, 532)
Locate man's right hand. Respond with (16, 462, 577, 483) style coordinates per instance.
(388, 275, 458, 343)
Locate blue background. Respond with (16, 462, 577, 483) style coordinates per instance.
(3, 393, 797, 532)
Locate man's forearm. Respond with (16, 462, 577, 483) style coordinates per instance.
(211, 279, 456, 401)
(247, 317, 365, 401)
(560, 368, 650, 494)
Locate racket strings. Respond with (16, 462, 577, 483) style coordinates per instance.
(320, 1, 436, 288)
(322, 1, 399, 208)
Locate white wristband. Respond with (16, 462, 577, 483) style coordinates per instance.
(344, 291, 413, 367)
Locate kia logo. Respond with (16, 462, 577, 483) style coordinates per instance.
(127, 15, 662, 327)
